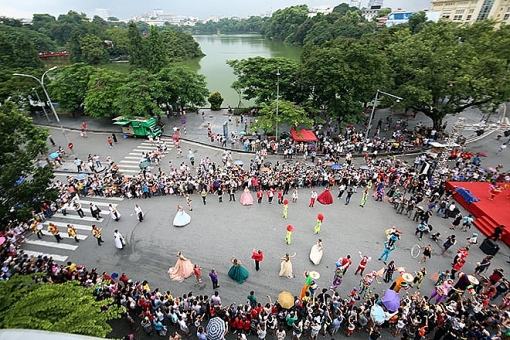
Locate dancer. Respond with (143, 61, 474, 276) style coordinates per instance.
(109, 204, 121, 222)
(228, 256, 249, 284)
(240, 187, 254, 206)
(331, 263, 345, 290)
(168, 252, 194, 282)
(314, 214, 324, 234)
(360, 186, 369, 208)
(300, 271, 319, 299)
(309, 239, 323, 265)
(429, 279, 453, 304)
(173, 205, 191, 227)
(209, 268, 219, 289)
(309, 190, 317, 208)
(442, 235, 457, 254)
(48, 223, 63, 243)
(317, 187, 333, 205)
(66, 224, 79, 243)
(359, 271, 380, 298)
(355, 253, 371, 276)
(286, 225, 294, 245)
(91, 225, 104, 246)
(279, 252, 297, 278)
(113, 229, 125, 249)
(282, 200, 289, 219)
(251, 249, 264, 271)
(292, 188, 298, 203)
(378, 241, 396, 264)
(185, 194, 193, 211)
(383, 260, 396, 283)
(134, 204, 144, 222)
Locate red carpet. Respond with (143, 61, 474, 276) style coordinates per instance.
(446, 181, 510, 247)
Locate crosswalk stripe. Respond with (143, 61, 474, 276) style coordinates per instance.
(119, 160, 140, 164)
(52, 213, 104, 223)
(43, 221, 94, 232)
(129, 152, 145, 155)
(24, 240, 78, 250)
(136, 145, 158, 150)
(79, 200, 118, 208)
(22, 250, 68, 262)
(119, 169, 140, 173)
(117, 164, 141, 168)
(125, 156, 142, 160)
(60, 234, 88, 240)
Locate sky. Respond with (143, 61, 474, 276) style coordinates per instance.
(1, 0, 432, 20)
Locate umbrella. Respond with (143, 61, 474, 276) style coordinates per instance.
(331, 164, 342, 170)
(487, 167, 497, 172)
(324, 161, 334, 166)
(239, 131, 246, 135)
(206, 317, 226, 340)
(468, 275, 479, 285)
(139, 161, 151, 169)
(283, 199, 289, 205)
(0, 237, 5, 246)
(478, 167, 486, 173)
(305, 162, 315, 166)
(264, 162, 272, 167)
(286, 225, 294, 232)
(172, 134, 179, 141)
(261, 167, 270, 172)
(402, 273, 414, 283)
(15, 177, 25, 186)
(382, 289, 401, 312)
(317, 214, 324, 221)
(308, 271, 320, 279)
(371, 304, 385, 324)
(234, 160, 244, 166)
(49, 152, 60, 159)
(360, 165, 369, 170)
(75, 173, 88, 180)
(110, 272, 119, 279)
(277, 291, 294, 309)
(476, 151, 488, 157)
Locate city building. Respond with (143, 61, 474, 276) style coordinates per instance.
(362, 0, 384, 21)
(385, 10, 413, 26)
(308, 5, 334, 17)
(349, 0, 362, 9)
(430, 0, 510, 26)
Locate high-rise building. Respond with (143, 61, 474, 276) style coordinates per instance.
(368, 0, 384, 9)
(430, 0, 510, 26)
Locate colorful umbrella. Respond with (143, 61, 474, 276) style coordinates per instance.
(487, 167, 497, 172)
(261, 167, 270, 172)
(76, 173, 88, 180)
(476, 151, 488, 157)
(382, 289, 401, 312)
(286, 225, 294, 232)
(264, 161, 272, 167)
(0, 237, 5, 246)
(283, 199, 289, 205)
(324, 161, 334, 166)
(331, 164, 342, 170)
(360, 165, 369, 170)
(317, 214, 324, 221)
(49, 152, 60, 159)
(233, 160, 244, 166)
(206, 317, 226, 340)
(277, 291, 294, 309)
(139, 161, 151, 169)
(110, 272, 119, 279)
(371, 304, 385, 324)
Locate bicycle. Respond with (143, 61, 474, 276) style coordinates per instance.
(411, 244, 421, 259)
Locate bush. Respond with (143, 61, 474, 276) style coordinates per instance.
(208, 92, 224, 111)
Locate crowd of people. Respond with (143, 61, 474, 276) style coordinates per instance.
(2, 117, 510, 340)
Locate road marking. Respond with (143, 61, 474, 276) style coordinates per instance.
(24, 240, 78, 250)
(79, 200, 118, 208)
(60, 234, 88, 240)
(21, 250, 68, 262)
(51, 213, 104, 223)
(43, 221, 95, 231)
(117, 164, 141, 168)
(120, 160, 141, 164)
(119, 169, 140, 173)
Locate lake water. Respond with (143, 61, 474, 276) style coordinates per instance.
(183, 34, 303, 108)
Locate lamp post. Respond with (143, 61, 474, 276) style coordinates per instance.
(275, 69, 280, 142)
(32, 88, 50, 122)
(14, 67, 70, 145)
(364, 89, 403, 141)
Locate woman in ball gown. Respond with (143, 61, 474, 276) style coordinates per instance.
(240, 187, 254, 206)
(228, 256, 249, 284)
(279, 252, 297, 278)
(317, 187, 333, 205)
(168, 252, 194, 282)
(173, 205, 191, 227)
(309, 239, 323, 265)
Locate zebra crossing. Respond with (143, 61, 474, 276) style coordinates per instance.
(116, 137, 174, 175)
(20, 197, 122, 263)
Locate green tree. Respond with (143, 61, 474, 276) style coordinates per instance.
(115, 69, 161, 118)
(299, 37, 391, 124)
(159, 29, 204, 62)
(147, 26, 168, 73)
(208, 91, 224, 110)
(79, 33, 110, 64)
(264, 5, 309, 42)
(388, 21, 510, 129)
(407, 11, 428, 34)
(0, 25, 44, 69)
(0, 274, 121, 337)
(48, 63, 98, 114)
(227, 57, 300, 105)
(0, 102, 57, 226)
(127, 21, 147, 70)
(84, 68, 125, 118)
(105, 27, 130, 57)
(155, 66, 209, 110)
(250, 100, 313, 135)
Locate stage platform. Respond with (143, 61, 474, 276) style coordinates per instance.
(446, 181, 510, 247)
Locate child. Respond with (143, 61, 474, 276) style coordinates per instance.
(193, 264, 202, 283)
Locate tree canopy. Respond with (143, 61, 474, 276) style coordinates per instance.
(0, 274, 121, 337)
(0, 102, 57, 226)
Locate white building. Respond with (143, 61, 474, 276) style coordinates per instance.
(350, 0, 362, 9)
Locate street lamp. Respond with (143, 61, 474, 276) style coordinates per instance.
(32, 88, 50, 122)
(275, 69, 280, 143)
(364, 89, 403, 141)
(13, 66, 71, 146)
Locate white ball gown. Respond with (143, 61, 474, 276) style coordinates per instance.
(173, 207, 191, 227)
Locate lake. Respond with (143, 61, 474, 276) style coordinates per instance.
(183, 34, 303, 108)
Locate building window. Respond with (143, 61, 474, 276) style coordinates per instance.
(456, 9, 465, 14)
(469, 9, 475, 13)
(453, 14, 464, 20)
(466, 14, 472, 20)
(504, 13, 510, 19)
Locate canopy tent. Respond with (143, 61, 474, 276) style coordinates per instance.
(290, 129, 317, 142)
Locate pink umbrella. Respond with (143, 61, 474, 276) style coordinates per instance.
(0, 237, 5, 246)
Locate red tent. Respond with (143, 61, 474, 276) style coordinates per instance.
(290, 129, 317, 142)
